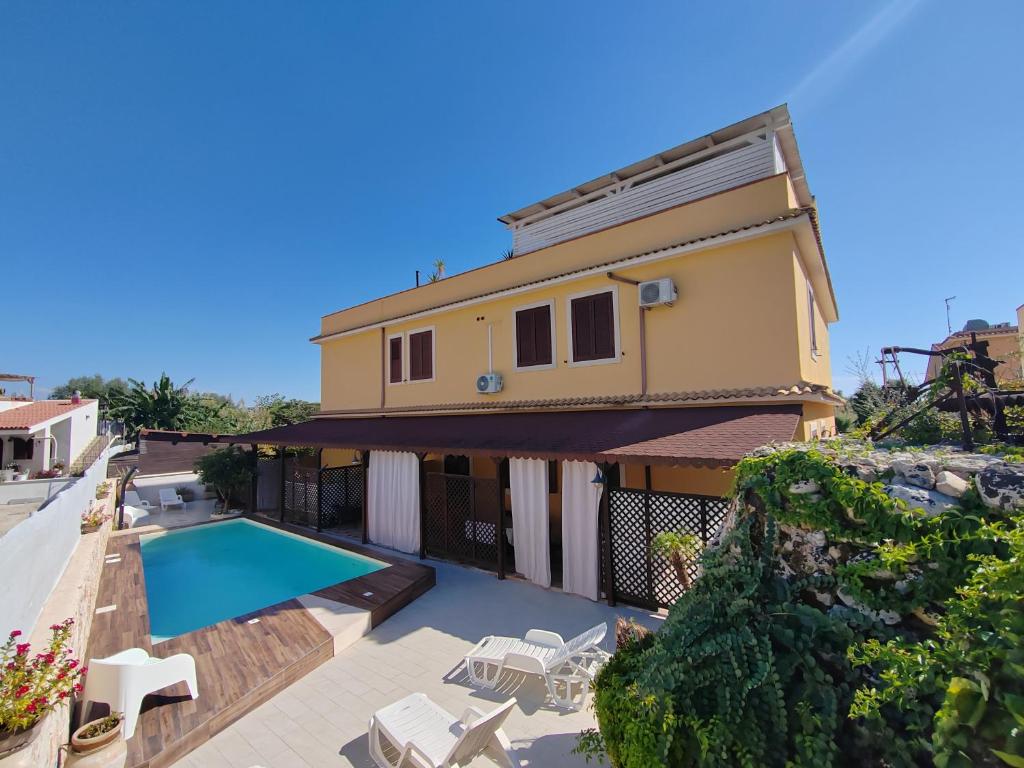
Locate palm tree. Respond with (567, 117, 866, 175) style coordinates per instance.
(429, 258, 446, 282)
(108, 373, 194, 440)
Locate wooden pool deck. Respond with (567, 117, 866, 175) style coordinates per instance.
(85, 518, 435, 768)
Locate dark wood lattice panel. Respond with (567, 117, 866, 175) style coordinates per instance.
(608, 488, 729, 609)
(424, 473, 498, 570)
(283, 464, 318, 527)
(318, 465, 363, 529)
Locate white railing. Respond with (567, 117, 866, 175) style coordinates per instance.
(511, 135, 777, 256)
(0, 442, 119, 639)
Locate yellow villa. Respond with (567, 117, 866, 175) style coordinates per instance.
(169, 104, 840, 609)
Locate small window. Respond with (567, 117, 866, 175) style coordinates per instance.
(409, 329, 434, 381)
(12, 437, 33, 461)
(570, 290, 616, 362)
(389, 336, 403, 383)
(515, 303, 553, 368)
(807, 282, 819, 355)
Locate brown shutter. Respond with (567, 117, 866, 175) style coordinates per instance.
(389, 337, 402, 383)
(571, 292, 614, 361)
(593, 291, 614, 358)
(516, 308, 535, 366)
(409, 330, 433, 380)
(534, 305, 552, 365)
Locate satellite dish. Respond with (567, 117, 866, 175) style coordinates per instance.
(962, 319, 990, 332)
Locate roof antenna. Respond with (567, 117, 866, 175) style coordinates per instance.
(945, 296, 956, 335)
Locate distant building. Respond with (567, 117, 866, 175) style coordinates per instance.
(0, 396, 99, 476)
(926, 315, 1023, 384)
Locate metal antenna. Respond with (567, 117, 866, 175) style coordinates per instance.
(945, 296, 956, 335)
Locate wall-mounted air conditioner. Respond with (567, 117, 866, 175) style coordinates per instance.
(476, 372, 503, 394)
(638, 278, 677, 307)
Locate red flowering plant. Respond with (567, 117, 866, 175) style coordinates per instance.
(0, 619, 86, 734)
(80, 505, 109, 529)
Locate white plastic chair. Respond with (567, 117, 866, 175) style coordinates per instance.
(368, 693, 519, 768)
(464, 623, 609, 710)
(158, 488, 185, 511)
(81, 648, 199, 738)
(124, 490, 152, 509)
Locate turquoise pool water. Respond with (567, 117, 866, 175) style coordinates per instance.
(140, 519, 386, 641)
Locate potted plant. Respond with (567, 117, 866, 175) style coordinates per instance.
(651, 530, 703, 590)
(175, 486, 195, 503)
(0, 463, 15, 483)
(0, 619, 86, 758)
(70, 712, 123, 755)
(81, 505, 110, 534)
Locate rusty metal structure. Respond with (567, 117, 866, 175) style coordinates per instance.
(871, 332, 1024, 449)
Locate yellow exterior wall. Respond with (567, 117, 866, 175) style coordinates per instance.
(321, 231, 817, 410)
(620, 463, 734, 497)
(793, 250, 833, 388)
(320, 174, 798, 338)
(797, 401, 838, 440)
(322, 448, 360, 467)
(925, 331, 1023, 384)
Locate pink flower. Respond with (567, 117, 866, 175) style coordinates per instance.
(9, 630, 22, 638)
(26, 703, 36, 714)
(49, 624, 61, 631)
(73, 683, 83, 693)
(15, 643, 30, 656)
(15, 685, 29, 698)
(58, 691, 68, 699)
(43, 653, 55, 664)
(67, 660, 78, 670)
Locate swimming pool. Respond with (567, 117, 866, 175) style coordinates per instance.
(141, 519, 387, 641)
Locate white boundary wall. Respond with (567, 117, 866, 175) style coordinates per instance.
(0, 443, 117, 639)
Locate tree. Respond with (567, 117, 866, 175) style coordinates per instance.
(49, 374, 127, 418)
(108, 374, 193, 440)
(254, 394, 319, 427)
(194, 447, 252, 512)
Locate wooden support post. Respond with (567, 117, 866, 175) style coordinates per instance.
(315, 448, 324, 532)
(600, 462, 615, 606)
(278, 447, 286, 523)
(249, 444, 259, 515)
(418, 453, 427, 560)
(643, 465, 653, 603)
(361, 451, 370, 544)
(951, 361, 975, 451)
(494, 457, 506, 580)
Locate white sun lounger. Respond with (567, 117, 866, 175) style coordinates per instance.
(124, 490, 152, 509)
(158, 488, 185, 511)
(368, 693, 519, 768)
(463, 623, 610, 710)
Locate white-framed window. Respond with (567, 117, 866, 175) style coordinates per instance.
(807, 281, 819, 357)
(513, 299, 556, 371)
(566, 286, 621, 367)
(406, 325, 436, 383)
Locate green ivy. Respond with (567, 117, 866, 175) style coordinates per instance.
(584, 447, 1024, 767)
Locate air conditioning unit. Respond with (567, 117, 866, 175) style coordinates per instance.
(476, 372, 503, 394)
(638, 278, 677, 307)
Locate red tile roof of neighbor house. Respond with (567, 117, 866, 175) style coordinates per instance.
(143, 404, 802, 467)
(0, 400, 94, 430)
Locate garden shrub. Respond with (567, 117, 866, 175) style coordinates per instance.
(583, 448, 1024, 767)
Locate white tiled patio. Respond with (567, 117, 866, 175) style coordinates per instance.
(172, 553, 662, 768)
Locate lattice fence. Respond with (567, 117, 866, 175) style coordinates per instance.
(424, 473, 499, 570)
(283, 463, 318, 527)
(319, 465, 363, 529)
(607, 488, 728, 609)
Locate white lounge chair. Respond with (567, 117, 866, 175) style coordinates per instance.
(463, 623, 609, 710)
(368, 693, 519, 768)
(124, 490, 152, 509)
(158, 488, 185, 511)
(81, 648, 199, 738)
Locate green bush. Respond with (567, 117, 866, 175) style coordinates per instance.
(583, 448, 1024, 767)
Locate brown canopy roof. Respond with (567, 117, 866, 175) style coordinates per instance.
(144, 404, 801, 467)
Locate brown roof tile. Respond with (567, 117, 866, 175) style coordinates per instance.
(0, 400, 94, 430)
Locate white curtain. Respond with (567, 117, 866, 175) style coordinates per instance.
(509, 457, 550, 588)
(561, 460, 604, 601)
(367, 450, 420, 554)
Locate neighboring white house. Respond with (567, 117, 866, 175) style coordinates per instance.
(0, 397, 99, 477)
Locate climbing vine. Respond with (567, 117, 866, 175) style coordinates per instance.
(582, 447, 1024, 767)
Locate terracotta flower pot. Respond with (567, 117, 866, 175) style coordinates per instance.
(0, 722, 40, 759)
(71, 716, 123, 754)
(81, 524, 100, 534)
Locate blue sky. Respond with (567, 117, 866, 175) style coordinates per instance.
(2, 1, 1021, 402)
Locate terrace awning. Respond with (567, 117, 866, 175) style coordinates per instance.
(146, 404, 801, 468)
